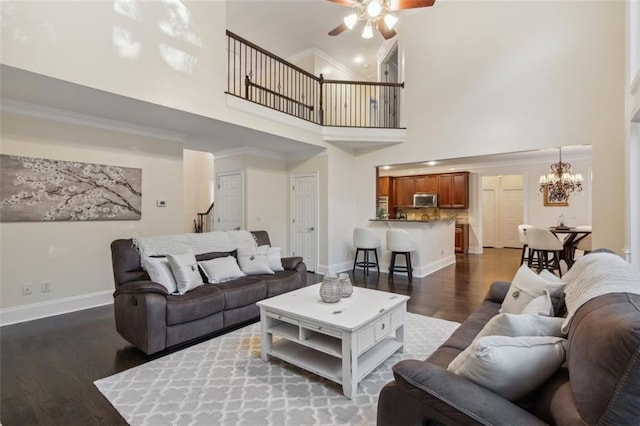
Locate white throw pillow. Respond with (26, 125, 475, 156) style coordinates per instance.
(198, 256, 246, 284)
(237, 246, 275, 275)
(447, 335, 567, 401)
(263, 246, 285, 272)
(521, 290, 554, 316)
(143, 256, 178, 294)
(475, 313, 565, 340)
(539, 269, 562, 283)
(500, 265, 564, 314)
(167, 251, 204, 295)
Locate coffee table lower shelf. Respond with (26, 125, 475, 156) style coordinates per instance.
(268, 337, 403, 387)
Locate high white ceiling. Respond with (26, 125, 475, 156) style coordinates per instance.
(226, 0, 399, 81)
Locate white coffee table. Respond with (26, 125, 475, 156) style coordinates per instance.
(256, 283, 410, 399)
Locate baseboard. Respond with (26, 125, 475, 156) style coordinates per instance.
(317, 261, 353, 275)
(0, 290, 113, 327)
(348, 255, 456, 278)
(412, 255, 456, 278)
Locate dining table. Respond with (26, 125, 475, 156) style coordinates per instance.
(548, 226, 592, 268)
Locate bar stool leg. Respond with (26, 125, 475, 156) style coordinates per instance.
(364, 249, 369, 276)
(374, 249, 380, 274)
(352, 248, 360, 274)
(405, 252, 413, 282)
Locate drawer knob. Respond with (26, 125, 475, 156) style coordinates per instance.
(381, 323, 385, 330)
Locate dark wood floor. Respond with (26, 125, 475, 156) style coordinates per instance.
(0, 248, 521, 426)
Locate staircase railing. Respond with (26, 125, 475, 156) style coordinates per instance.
(194, 202, 214, 233)
(226, 30, 404, 129)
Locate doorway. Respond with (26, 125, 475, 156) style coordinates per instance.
(482, 175, 524, 248)
(290, 174, 318, 272)
(215, 171, 244, 231)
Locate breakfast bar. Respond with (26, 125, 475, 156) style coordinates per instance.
(368, 218, 457, 277)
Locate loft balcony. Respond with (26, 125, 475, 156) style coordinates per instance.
(225, 31, 407, 149)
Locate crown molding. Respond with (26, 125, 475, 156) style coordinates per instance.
(287, 47, 369, 81)
(0, 98, 187, 143)
(213, 146, 289, 161)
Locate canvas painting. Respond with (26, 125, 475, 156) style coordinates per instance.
(0, 155, 142, 222)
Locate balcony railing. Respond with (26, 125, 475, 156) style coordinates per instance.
(226, 30, 404, 129)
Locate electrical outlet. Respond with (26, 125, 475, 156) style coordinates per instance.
(41, 280, 51, 293)
(22, 283, 32, 295)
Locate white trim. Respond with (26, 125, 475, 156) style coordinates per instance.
(322, 126, 406, 144)
(0, 98, 187, 143)
(226, 94, 321, 134)
(213, 146, 290, 161)
(0, 290, 113, 327)
(631, 68, 640, 96)
(326, 261, 354, 275)
(375, 255, 456, 278)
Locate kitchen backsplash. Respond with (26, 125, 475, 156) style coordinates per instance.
(403, 208, 469, 222)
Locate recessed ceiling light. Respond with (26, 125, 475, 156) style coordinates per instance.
(426, 161, 438, 166)
(449, 167, 457, 171)
(353, 56, 364, 64)
(381, 165, 391, 170)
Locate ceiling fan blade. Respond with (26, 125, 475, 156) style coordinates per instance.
(328, 23, 348, 36)
(377, 20, 397, 40)
(326, 0, 357, 7)
(389, 0, 436, 10)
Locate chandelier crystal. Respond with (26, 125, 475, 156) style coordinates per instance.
(539, 148, 584, 202)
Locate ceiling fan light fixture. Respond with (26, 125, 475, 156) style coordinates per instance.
(383, 13, 398, 30)
(343, 13, 358, 29)
(367, 0, 382, 18)
(362, 22, 374, 39)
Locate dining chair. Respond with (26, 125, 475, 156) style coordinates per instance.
(517, 224, 533, 265)
(576, 234, 592, 254)
(526, 227, 564, 277)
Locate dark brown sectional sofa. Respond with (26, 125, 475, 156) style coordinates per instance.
(110, 230, 306, 354)
(377, 281, 640, 425)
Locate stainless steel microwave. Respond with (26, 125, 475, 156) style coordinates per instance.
(413, 193, 438, 208)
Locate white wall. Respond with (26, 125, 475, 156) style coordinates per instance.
(0, 0, 324, 148)
(353, 1, 624, 259)
(288, 153, 329, 268)
(183, 149, 214, 232)
(0, 112, 183, 318)
(213, 153, 289, 250)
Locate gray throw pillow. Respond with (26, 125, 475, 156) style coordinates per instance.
(167, 251, 203, 295)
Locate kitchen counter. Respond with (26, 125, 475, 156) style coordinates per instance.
(366, 219, 457, 278)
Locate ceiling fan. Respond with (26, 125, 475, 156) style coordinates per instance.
(327, 0, 436, 40)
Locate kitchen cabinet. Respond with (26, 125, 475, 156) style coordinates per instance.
(378, 176, 392, 198)
(455, 224, 469, 254)
(393, 177, 416, 207)
(415, 175, 438, 193)
(438, 172, 469, 209)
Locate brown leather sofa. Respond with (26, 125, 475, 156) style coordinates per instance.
(110, 230, 307, 355)
(377, 281, 640, 425)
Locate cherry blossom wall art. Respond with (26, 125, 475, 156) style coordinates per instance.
(0, 155, 142, 222)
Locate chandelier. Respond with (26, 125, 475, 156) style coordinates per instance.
(539, 147, 583, 202)
(342, 0, 399, 39)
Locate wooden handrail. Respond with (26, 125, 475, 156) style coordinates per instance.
(324, 79, 405, 88)
(226, 30, 320, 81)
(246, 77, 314, 111)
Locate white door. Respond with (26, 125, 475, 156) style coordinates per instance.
(481, 175, 524, 248)
(215, 172, 243, 231)
(501, 175, 524, 248)
(482, 184, 498, 248)
(291, 174, 317, 272)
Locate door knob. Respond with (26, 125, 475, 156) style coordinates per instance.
(234, 227, 241, 230)
(309, 227, 315, 231)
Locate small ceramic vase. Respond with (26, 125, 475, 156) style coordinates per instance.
(338, 273, 353, 298)
(319, 275, 341, 303)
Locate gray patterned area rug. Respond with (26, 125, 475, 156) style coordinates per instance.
(95, 312, 459, 426)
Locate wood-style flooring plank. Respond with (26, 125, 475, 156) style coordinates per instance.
(0, 248, 520, 425)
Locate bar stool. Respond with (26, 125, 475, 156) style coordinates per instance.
(517, 224, 533, 265)
(352, 227, 380, 275)
(526, 227, 564, 277)
(386, 229, 417, 282)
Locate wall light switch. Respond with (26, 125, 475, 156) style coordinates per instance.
(156, 200, 167, 207)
